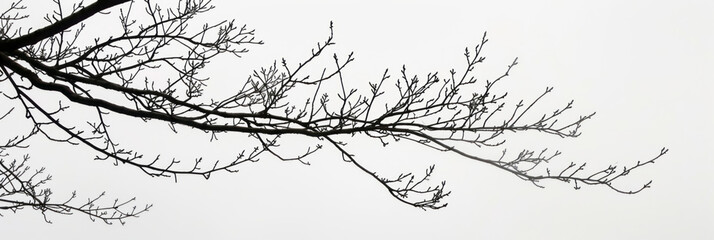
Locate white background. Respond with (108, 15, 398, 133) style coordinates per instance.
(1, 0, 713, 239)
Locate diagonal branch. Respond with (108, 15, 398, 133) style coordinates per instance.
(0, 0, 131, 51)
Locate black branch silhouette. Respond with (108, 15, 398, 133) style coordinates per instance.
(0, 0, 667, 221)
(0, 107, 151, 224)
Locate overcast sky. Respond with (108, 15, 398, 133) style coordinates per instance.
(2, 0, 713, 239)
